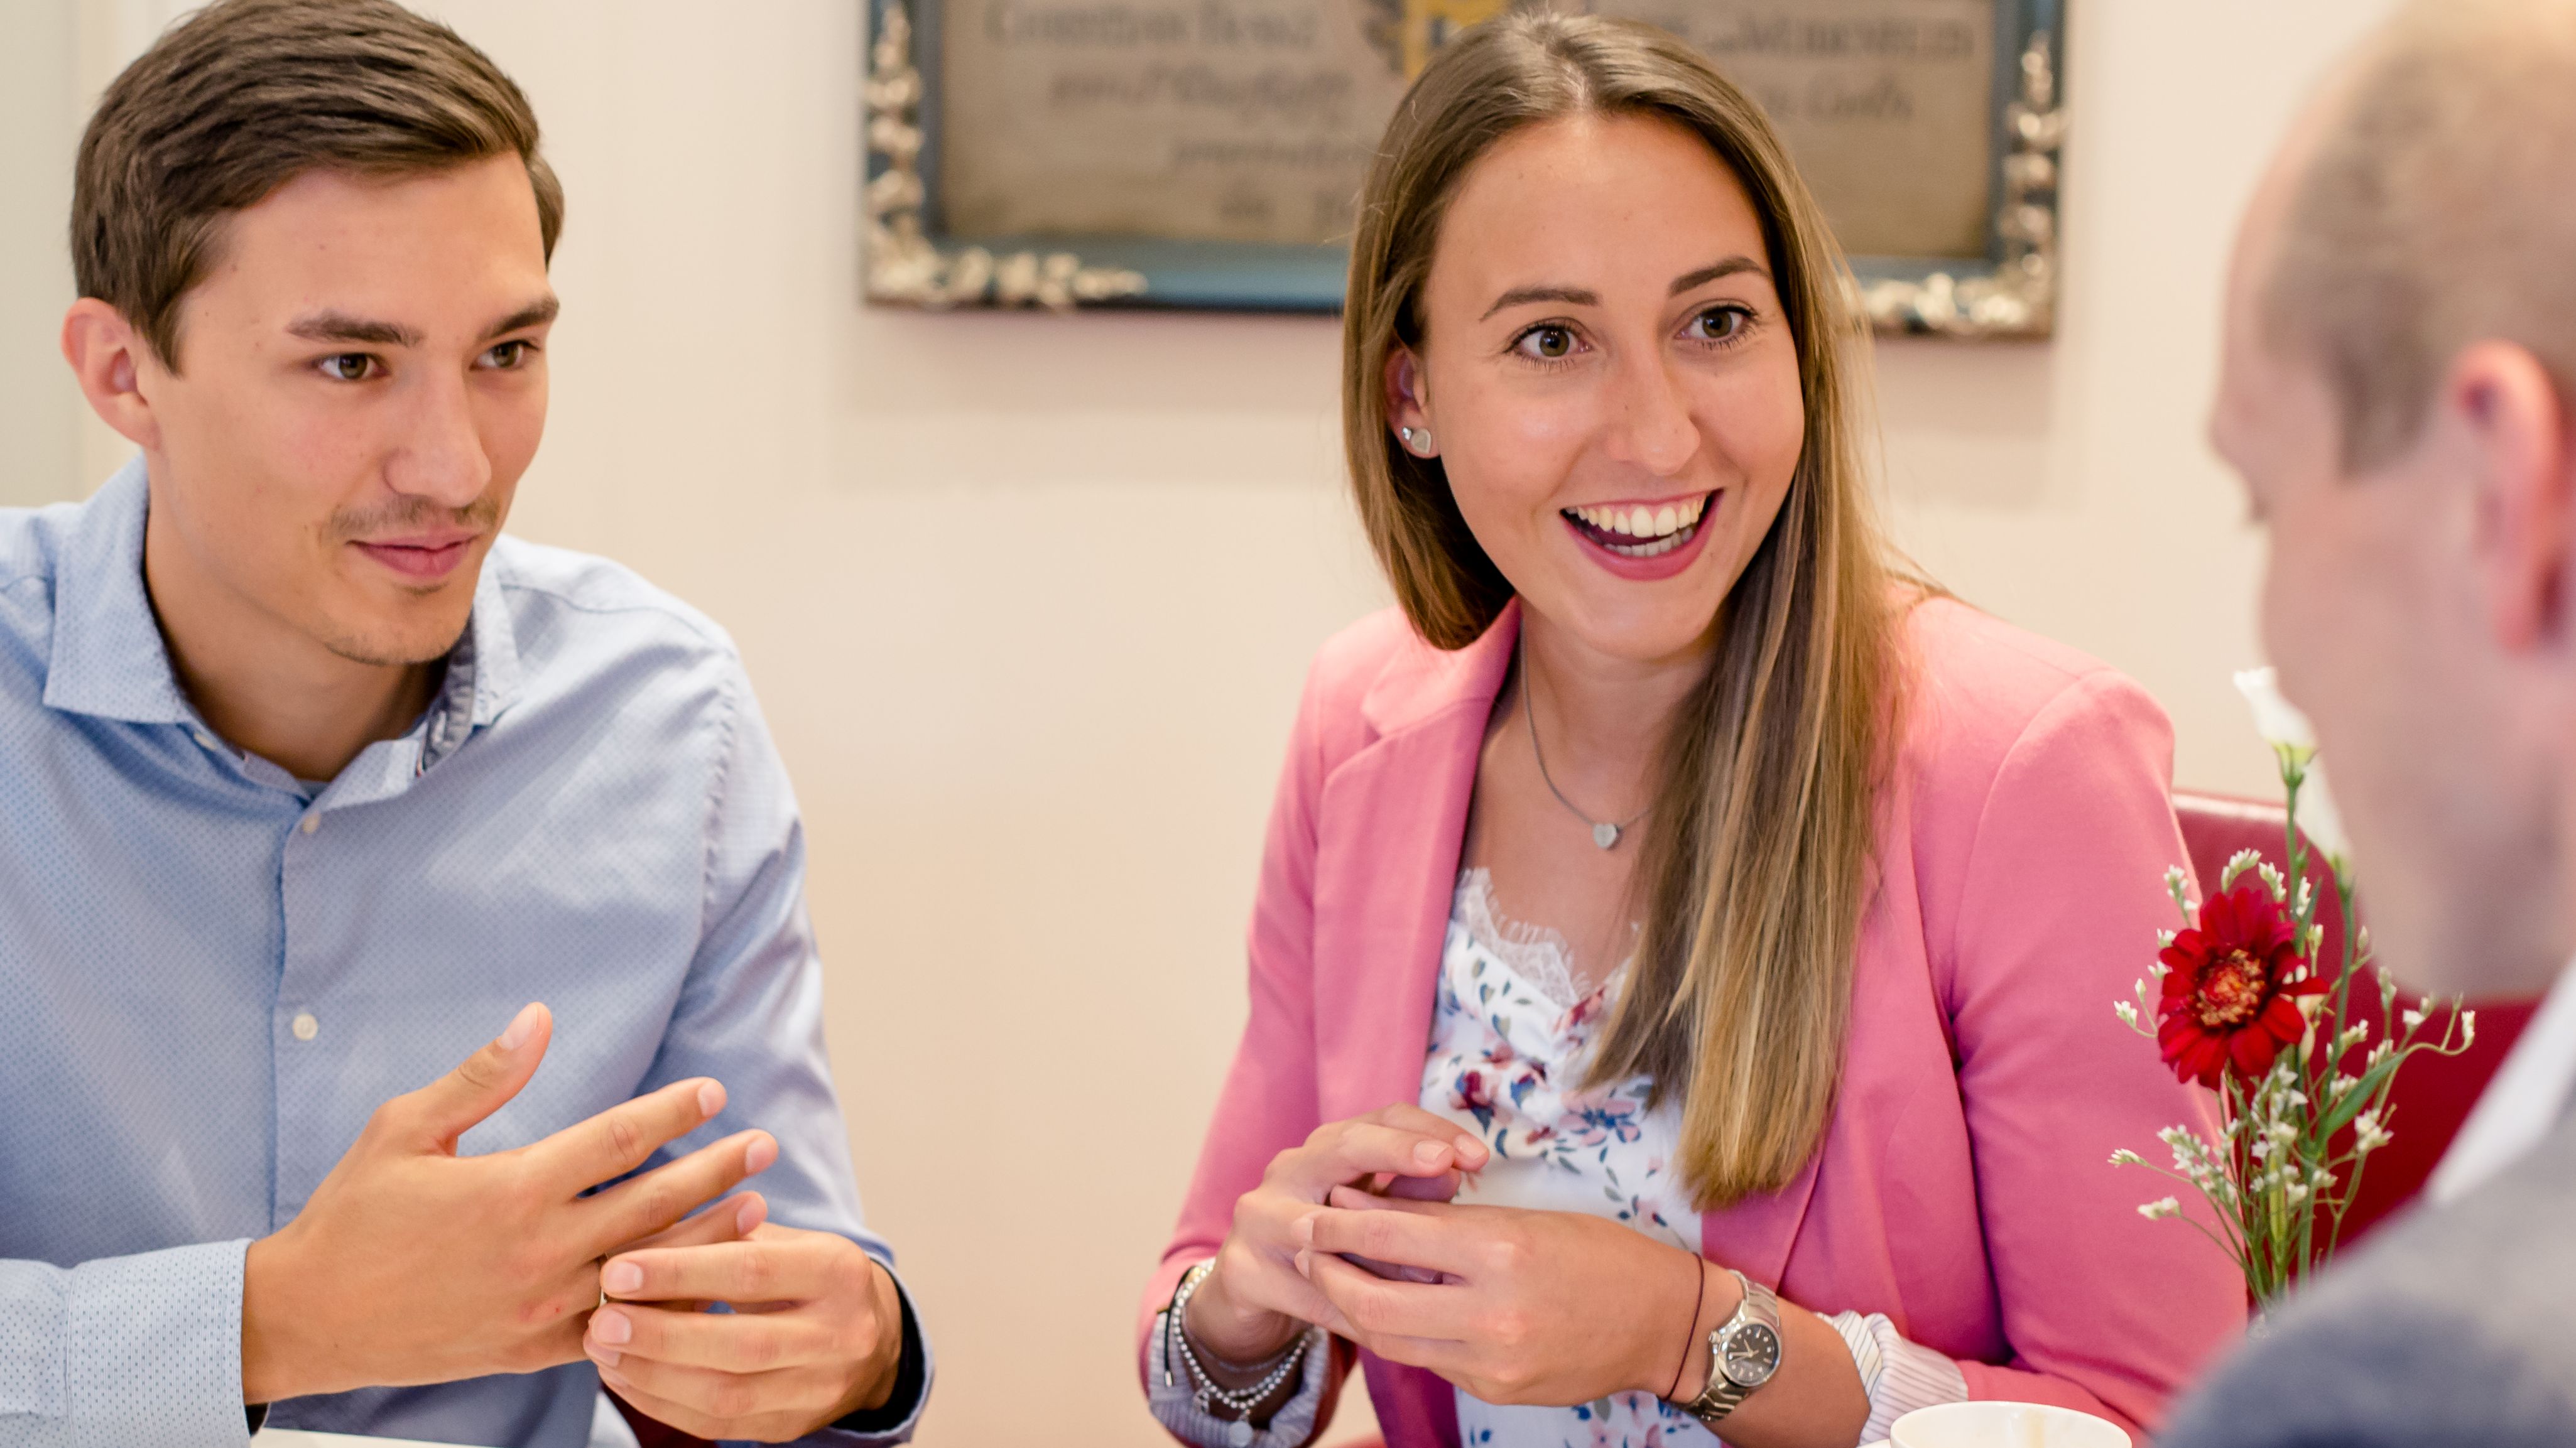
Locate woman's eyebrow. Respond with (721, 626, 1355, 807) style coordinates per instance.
(1481, 284, 1599, 320)
(1671, 256, 1769, 294)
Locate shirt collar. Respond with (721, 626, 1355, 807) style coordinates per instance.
(42, 458, 195, 725)
(2427, 958, 2576, 1204)
(41, 455, 526, 755)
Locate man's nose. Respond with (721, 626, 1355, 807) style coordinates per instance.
(384, 369, 494, 507)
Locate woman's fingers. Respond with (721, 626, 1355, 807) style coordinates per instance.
(1280, 1121, 1465, 1196)
(1376, 1167, 1464, 1201)
(1296, 1243, 1478, 1342)
(1297, 1197, 1480, 1280)
(1365, 1105, 1492, 1170)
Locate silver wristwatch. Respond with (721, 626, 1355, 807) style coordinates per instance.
(1679, 1269, 1783, 1429)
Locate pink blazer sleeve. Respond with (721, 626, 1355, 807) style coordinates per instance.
(1935, 670, 2240, 1430)
(1134, 651, 1358, 1421)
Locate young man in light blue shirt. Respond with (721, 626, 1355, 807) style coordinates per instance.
(5, 1, 928, 1443)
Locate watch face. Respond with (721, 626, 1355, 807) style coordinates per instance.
(1720, 1322, 1782, 1388)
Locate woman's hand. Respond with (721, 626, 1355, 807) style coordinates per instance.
(1187, 1105, 1491, 1366)
(1290, 1187, 1702, 1407)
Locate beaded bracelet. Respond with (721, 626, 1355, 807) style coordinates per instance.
(1164, 1260, 1310, 1446)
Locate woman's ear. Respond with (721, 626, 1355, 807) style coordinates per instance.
(1384, 345, 1430, 441)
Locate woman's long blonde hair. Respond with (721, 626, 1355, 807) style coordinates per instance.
(1343, 11, 1902, 1209)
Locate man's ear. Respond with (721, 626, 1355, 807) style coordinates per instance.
(2454, 341, 2576, 658)
(60, 298, 165, 453)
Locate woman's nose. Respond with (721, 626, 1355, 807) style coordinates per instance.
(1606, 355, 1700, 476)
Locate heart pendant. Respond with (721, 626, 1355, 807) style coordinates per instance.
(1592, 821, 1621, 849)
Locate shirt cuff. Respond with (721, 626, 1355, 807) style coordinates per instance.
(45, 1238, 254, 1447)
(795, 1262, 933, 1445)
(1825, 1310, 1969, 1445)
(1144, 1308, 1331, 1448)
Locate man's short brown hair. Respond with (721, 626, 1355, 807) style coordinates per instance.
(72, 0, 563, 370)
(2264, 0, 2576, 471)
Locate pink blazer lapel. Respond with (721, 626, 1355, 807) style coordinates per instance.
(1309, 604, 1519, 1124)
(1700, 1148, 1823, 1290)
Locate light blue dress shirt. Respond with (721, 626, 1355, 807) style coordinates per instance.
(0, 460, 929, 1447)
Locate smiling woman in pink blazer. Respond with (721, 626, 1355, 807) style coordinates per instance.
(1138, 16, 2241, 1448)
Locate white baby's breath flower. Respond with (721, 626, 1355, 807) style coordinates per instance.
(2114, 1000, 2141, 1028)
(2222, 849, 2261, 891)
(2139, 1197, 2182, 1221)
(2401, 1008, 2427, 1032)
(2109, 1148, 2145, 1167)
(2237, 667, 2318, 761)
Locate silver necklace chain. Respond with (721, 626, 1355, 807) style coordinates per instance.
(1519, 635, 1650, 850)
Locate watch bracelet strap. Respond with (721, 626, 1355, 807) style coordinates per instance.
(1679, 1269, 1781, 1429)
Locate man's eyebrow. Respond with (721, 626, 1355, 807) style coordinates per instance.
(484, 296, 560, 340)
(1670, 257, 1769, 295)
(285, 311, 424, 347)
(1481, 285, 1600, 321)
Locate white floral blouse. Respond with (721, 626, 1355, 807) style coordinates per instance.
(1148, 870, 1965, 1448)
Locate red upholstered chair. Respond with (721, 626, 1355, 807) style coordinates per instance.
(2171, 791, 2536, 1244)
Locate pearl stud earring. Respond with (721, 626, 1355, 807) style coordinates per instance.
(1399, 426, 1436, 457)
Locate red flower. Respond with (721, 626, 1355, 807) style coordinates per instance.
(2155, 880, 2327, 1088)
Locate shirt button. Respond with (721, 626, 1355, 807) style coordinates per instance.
(290, 1012, 319, 1042)
(299, 814, 320, 835)
(193, 730, 218, 750)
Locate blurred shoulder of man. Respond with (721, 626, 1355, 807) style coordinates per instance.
(2172, 1, 2576, 1443)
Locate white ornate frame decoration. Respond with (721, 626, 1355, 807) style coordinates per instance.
(865, 0, 2067, 335)
(862, 1, 1146, 311)
(1855, 18, 2068, 340)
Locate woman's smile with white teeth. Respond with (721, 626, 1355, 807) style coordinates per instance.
(1563, 492, 1714, 557)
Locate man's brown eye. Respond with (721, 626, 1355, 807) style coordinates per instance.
(325, 355, 370, 381)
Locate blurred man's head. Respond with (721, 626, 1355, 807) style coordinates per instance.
(60, 0, 562, 670)
(2213, 0, 2576, 997)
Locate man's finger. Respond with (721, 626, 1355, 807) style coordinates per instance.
(601, 1234, 834, 1307)
(530, 1077, 729, 1194)
(589, 1297, 837, 1373)
(378, 1002, 550, 1151)
(597, 1358, 823, 1444)
(579, 1130, 777, 1254)
(615, 1193, 768, 1258)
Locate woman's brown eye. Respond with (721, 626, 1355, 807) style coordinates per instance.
(1524, 326, 1573, 359)
(1692, 308, 1749, 342)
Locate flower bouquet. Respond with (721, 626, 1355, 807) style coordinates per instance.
(2112, 670, 2477, 1307)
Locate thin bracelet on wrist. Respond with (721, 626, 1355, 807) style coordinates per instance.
(1166, 1260, 1310, 1432)
(1665, 1254, 1712, 1401)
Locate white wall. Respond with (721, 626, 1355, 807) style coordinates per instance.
(3, 3, 2394, 1444)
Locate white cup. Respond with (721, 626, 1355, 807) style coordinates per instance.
(1888, 1402, 2129, 1448)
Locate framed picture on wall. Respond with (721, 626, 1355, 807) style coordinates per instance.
(864, 0, 2066, 336)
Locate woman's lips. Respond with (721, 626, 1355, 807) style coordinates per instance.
(1560, 491, 1719, 581)
(352, 535, 476, 580)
